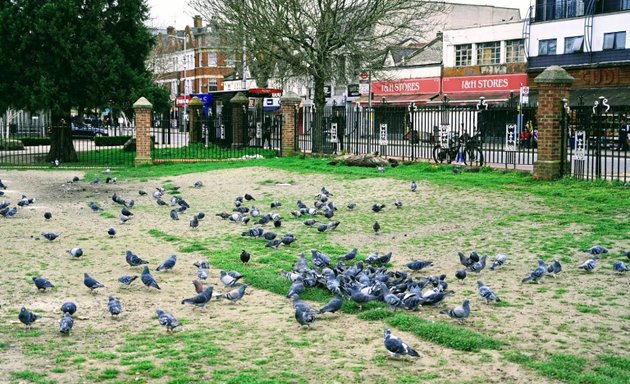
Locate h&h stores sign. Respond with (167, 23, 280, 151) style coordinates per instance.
(442, 74, 528, 93)
(372, 78, 440, 95)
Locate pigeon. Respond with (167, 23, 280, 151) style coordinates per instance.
(156, 255, 177, 272)
(60, 302, 77, 315)
(455, 269, 467, 283)
(578, 258, 597, 272)
(19, 307, 41, 327)
(196, 268, 208, 281)
(121, 207, 133, 217)
(141, 266, 160, 290)
(139, 190, 147, 196)
(263, 231, 277, 241)
(193, 260, 210, 269)
(107, 227, 116, 237)
(318, 294, 344, 314)
(490, 254, 507, 270)
(190, 215, 199, 229)
(240, 250, 251, 264)
(83, 273, 105, 292)
(477, 281, 501, 303)
(170, 209, 179, 220)
(406, 260, 433, 271)
(59, 313, 74, 334)
(271, 201, 282, 209)
(452, 166, 461, 174)
(381, 283, 402, 309)
(125, 250, 149, 267)
(287, 278, 305, 298)
(244, 193, 255, 201)
(347, 202, 357, 210)
(156, 309, 181, 332)
(220, 270, 242, 287)
(311, 250, 331, 269)
(468, 255, 487, 273)
(371, 203, 385, 213)
(394, 200, 403, 209)
(349, 285, 378, 308)
(41, 232, 60, 241)
(156, 198, 167, 206)
(44, 212, 52, 220)
(340, 248, 357, 261)
(0, 179, 6, 189)
(89, 202, 103, 212)
(118, 275, 138, 286)
(193, 181, 203, 188)
(192, 280, 205, 294)
(625, 251, 630, 260)
(304, 219, 318, 227)
(194, 212, 205, 221)
(383, 328, 420, 358)
(66, 248, 83, 258)
(547, 260, 562, 278)
(377, 164, 385, 173)
(410, 181, 417, 192)
(220, 284, 248, 304)
(585, 245, 608, 255)
(613, 261, 628, 273)
(373, 221, 381, 233)
(439, 299, 471, 321)
(32, 276, 54, 291)
(119, 214, 130, 223)
(522, 259, 548, 283)
(266, 239, 282, 248)
(181, 286, 214, 309)
(107, 296, 122, 317)
(420, 289, 454, 306)
(295, 306, 318, 328)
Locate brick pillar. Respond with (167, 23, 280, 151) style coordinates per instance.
(230, 92, 248, 149)
(280, 91, 301, 157)
(133, 97, 153, 166)
(188, 96, 203, 144)
(533, 66, 574, 180)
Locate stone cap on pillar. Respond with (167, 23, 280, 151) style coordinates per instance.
(188, 96, 203, 108)
(534, 65, 575, 85)
(230, 92, 248, 105)
(280, 91, 301, 105)
(133, 97, 153, 109)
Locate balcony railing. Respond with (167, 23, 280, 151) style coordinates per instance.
(528, 49, 630, 69)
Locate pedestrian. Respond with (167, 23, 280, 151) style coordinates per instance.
(332, 109, 345, 152)
(262, 115, 272, 149)
(618, 117, 629, 151)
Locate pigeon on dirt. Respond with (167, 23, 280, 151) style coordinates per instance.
(439, 299, 471, 321)
(107, 227, 116, 237)
(156, 255, 177, 272)
(490, 254, 507, 270)
(141, 266, 160, 290)
(406, 260, 433, 271)
(347, 202, 357, 210)
(190, 215, 199, 229)
(108, 296, 122, 317)
(468, 255, 487, 273)
(156, 309, 181, 332)
(220, 284, 248, 304)
(60, 302, 77, 315)
(613, 261, 628, 273)
(240, 250, 251, 264)
(220, 270, 242, 287)
(458, 252, 474, 267)
(84, 273, 105, 292)
(455, 269, 467, 283)
(295, 306, 319, 328)
(41, 232, 60, 241)
(66, 248, 83, 258)
(477, 281, 501, 303)
(578, 258, 597, 272)
(318, 294, 344, 314)
(244, 193, 255, 201)
(394, 200, 403, 209)
(383, 328, 420, 358)
(181, 286, 214, 309)
(32, 276, 54, 291)
(117, 275, 138, 286)
(170, 209, 179, 221)
(196, 268, 208, 281)
(193, 181, 203, 188)
(373, 221, 381, 233)
(547, 260, 562, 278)
(19, 307, 41, 327)
(44, 212, 52, 220)
(89, 202, 103, 212)
(522, 259, 547, 283)
(371, 203, 385, 213)
(585, 245, 608, 255)
(121, 207, 133, 217)
(119, 214, 130, 223)
(125, 250, 149, 267)
(192, 260, 210, 269)
(192, 280, 205, 294)
(59, 313, 74, 334)
(410, 181, 417, 192)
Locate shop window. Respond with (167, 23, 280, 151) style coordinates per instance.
(506, 39, 525, 63)
(538, 39, 557, 55)
(476, 41, 500, 65)
(455, 44, 472, 66)
(603, 31, 626, 50)
(564, 36, 584, 53)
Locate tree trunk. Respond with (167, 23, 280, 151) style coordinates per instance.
(46, 112, 78, 163)
(312, 75, 326, 153)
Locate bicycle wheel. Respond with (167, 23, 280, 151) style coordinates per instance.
(432, 145, 447, 163)
(464, 147, 484, 167)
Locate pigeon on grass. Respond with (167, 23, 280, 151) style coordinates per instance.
(59, 313, 74, 334)
(522, 259, 547, 283)
(383, 328, 420, 358)
(141, 266, 161, 290)
(19, 307, 41, 328)
(156, 309, 181, 333)
(219, 285, 248, 304)
(439, 299, 471, 321)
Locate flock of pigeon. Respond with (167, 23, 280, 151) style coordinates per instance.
(2, 174, 629, 360)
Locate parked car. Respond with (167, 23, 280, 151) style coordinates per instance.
(71, 124, 109, 139)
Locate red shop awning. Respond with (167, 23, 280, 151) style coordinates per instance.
(355, 93, 439, 105)
(427, 91, 518, 105)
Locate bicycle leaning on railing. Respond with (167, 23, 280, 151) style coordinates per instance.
(432, 132, 484, 166)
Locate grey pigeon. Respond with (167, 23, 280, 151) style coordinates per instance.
(19, 307, 41, 327)
(84, 273, 105, 292)
(613, 261, 628, 273)
(318, 294, 343, 314)
(41, 232, 60, 241)
(476, 281, 501, 303)
(107, 227, 116, 237)
(170, 209, 179, 220)
(195, 212, 205, 220)
(455, 269, 467, 283)
(371, 203, 385, 213)
(340, 248, 357, 261)
(394, 200, 403, 209)
(108, 296, 122, 317)
(406, 260, 433, 271)
(240, 250, 250, 264)
(585, 245, 608, 255)
(125, 250, 149, 267)
(303, 219, 318, 227)
(118, 275, 138, 286)
(156, 255, 177, 272)
(66, 247, 83, 258)
(490, 254, 507, 270)
(32, 276, 54, 291)
(381, 283, 402, 309)
(141, 266, 160, 289)
(190, 215, 199, 229)
(547, 260, 562, 278)
(265, 239, 282, 248)
(347, 202, 357, 210)
(193, 181, 203, 188)
(468, 255, 487, 273)
(196, 268, 208, 280)
(458, 252, 474, 267)
(295, 307, 318, 327)
(181, 286, 214, 308)
(60, 302, 77, 315)
(350, 285, 377, 308)
(263, 231, 277, 241)
(439, 299, 471, 321)
(193, 260, 210, 269)
(121, 207, 133, 217)
(220, 270, 242, 287)
(59, 313, 74, 334)
(522, 259, 547, 283)
(119, 214, 130, 223)
(410, 181, 417, 192)
(578, 258, 597, 272)
(220, 284, 248, 304)
(156, 309, 181, 332)
(89, 202, 103, 212)
(287, 278, 305, 298)
(383, 328, 420, 358)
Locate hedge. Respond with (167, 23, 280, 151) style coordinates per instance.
(20, 137, 51, 146)
(0, 139, 25, 150)
(95, 135, 132, 146)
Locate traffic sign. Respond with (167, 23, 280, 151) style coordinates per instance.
(359, 71, 369, 80)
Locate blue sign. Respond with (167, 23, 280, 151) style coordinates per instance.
(191, 93, 213, 105)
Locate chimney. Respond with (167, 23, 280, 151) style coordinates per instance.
(194, 15, 202, 28)
(166, 26, 175, 36)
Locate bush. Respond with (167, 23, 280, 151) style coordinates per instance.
(95, 135, 132, 147)
(20, 137, 51, 146)
(0, 139, 25, 150)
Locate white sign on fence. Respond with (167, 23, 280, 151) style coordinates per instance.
(505, 124, 517, 152)
(330, 122, 338, 143)
(379, 123, 388, 145)
(256, 122, 262, 139)
(575, 130, 586, 160)
(439, 124, 450, 147)
(220, 124, 225, 140)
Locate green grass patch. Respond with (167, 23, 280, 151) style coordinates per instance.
(575, 304, 600, 314)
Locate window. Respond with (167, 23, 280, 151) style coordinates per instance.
(226, 54, 236, 67)
(538, 39, 557, 55)
(208, 52, 217, 67)
(506, 39, 525, 63)
(476, 41, 500, 65)
(603, 31, 626, 50)
(564, 36, 584, 53)
(624, 0, 630, 10)
(208, 78, 217, 91)
(455, 44, 472, 66)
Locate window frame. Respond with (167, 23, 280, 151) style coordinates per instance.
(538, 38, 557, 56)
(455, 44, 472, 67)
(564, 35, 584, 54)
(603, 31, 626, 50)
(476, 41, 501, 65)
(505, 39, 525, 63)
(207, 51, 218, 67)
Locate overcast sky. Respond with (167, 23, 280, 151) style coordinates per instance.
(146, 0, 533, 29)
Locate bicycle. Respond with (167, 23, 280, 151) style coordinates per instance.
(432, 132, 484, 166)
